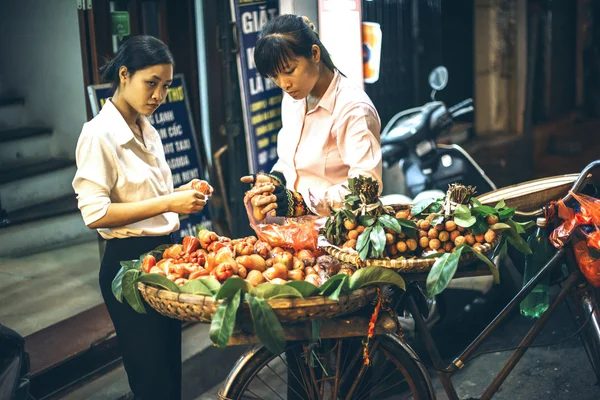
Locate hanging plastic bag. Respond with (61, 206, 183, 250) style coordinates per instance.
(243, 193, 319, 251)
(550, 191, 600, 287)
(573, 238, 600, 287)
(550, 191, 600, 248)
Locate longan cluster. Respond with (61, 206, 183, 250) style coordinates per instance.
(339, 209, 499, 259)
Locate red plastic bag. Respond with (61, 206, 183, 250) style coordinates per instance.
(573, 239, 600, 287)
(243, 193, 318, 251)
(550, 191, 600, 248)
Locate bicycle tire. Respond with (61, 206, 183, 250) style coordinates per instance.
(572, 287, 600, 382)
(220, 334, 434, 400)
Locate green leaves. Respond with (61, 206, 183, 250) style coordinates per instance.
(328, 275, 349, 301)
(284, 281, 319, 298)
(426, 242, 502, 297)
(457, 245, 500, 284)
(453, 205, 476, 228)
(318, 274, 350, 300)
(247, 295, 286, 354)
(349, 267, 406, 291)
(471, 205, 497, 218)
(498, 207, 516, 220)
(215, 277, 253, 300)
(471, 219, 490, 236)
(427, 247, 465, 297)
(344, 195, 360, 205)
(199, 277, 222, 295)
(139, 244, 171, 262)
(179, 279, 213, 296)
(252, 283, 303, 299)
(342, 209, 356, 224)
(112, 260, 140, 303)
(358, 215, 376, 227)
(357, 226, 373, 261)
(137, 273, 181, 293)
(122, 269, 146, 314)
(370, 225, 386, 259)
(209, 290, 241, 348)
(324, 209, 346, 245)
(494, 199, 506, 210)
(354, 214, 412, 261)
(378, 214, 402, 234)
(411, 198, 437, 216)
(506, 229, 532, 255)
(489, 222, 512, 231)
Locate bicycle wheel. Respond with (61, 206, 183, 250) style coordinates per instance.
(220, 334, 434, 400)
(571, 284, 600, 382)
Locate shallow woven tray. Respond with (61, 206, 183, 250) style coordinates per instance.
(319, 237, 498, 273)
(477, 174, 578, 212)
(137, 282, 377, 323)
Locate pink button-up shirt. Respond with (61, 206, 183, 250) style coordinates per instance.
(272, 70, 382, 217)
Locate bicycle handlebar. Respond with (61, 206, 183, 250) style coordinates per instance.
(514, 160, 600, 218)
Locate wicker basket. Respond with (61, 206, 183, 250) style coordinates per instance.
(476, 174, 578, 213)
(319, 237, 498, 273)
(137, 282, 378, 323)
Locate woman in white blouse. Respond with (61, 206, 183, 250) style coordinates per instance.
(72, 36, 210, 400)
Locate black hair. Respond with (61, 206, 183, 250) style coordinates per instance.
(99, 35, 174, 90)
(254, 14, 339, 78)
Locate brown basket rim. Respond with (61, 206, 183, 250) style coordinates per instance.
(136, 281, 378, 309)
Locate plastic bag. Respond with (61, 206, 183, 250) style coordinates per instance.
(243, 193, 319, 251)
(550, 191, 600, 287)
(550, 191, 600, 248)
(573, 238, 600, 287)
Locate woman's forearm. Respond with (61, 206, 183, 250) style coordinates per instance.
(87, 196, 170, 229)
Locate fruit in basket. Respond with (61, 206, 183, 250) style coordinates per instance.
(142, 230, 346, 288)
(236, 254, 266, 272)
(182, 236, 200, 253)
(305, 273, 322, 286)
(288, 269, 305, 281)
(163, 244, 183, 259)
(296, 249, 315, 266)
(141, 254, 156, 273)
(246, 270, 266, 287)
(198, 230, 218, 249)
(192, 180, 212, 195)
(213, 263, 235, 282)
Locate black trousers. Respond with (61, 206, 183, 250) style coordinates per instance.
(99, 235, 182, 400)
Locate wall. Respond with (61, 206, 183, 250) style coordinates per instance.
(279, 0, 318, 30)
(0, 0, 87, 158)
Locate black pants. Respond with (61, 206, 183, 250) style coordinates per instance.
(99, 236, 182, 400)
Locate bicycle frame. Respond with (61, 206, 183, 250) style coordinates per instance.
(406, 244, 595, 400)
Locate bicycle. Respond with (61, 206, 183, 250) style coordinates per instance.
(217, 160, 600, 400)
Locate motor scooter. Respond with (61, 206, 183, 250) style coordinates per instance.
(380, 66, 496, 204)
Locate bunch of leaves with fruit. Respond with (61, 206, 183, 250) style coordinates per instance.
(323, 178, 534, 297)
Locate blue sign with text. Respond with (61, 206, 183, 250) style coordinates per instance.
(231, 0, 281, 174)
(87, 74, 212, 243)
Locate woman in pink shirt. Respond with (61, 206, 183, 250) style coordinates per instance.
(243, 14, 383, 220)
(242, 14, 378, 398)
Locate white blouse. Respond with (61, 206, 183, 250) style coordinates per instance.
(72, 100, 179, 239)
